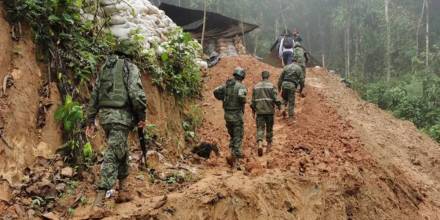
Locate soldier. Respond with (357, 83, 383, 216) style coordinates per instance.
(293, 42, 309, 94)
(251, 71, 281, 156)
(213, 67, 247, 169)
(86, 41, 147, 207)
(277, 62, 304, 120)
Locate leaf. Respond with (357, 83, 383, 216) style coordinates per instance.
(48, 15, 60, 23)
(83, 142, 93, 159)
(161, 53, 169, 62)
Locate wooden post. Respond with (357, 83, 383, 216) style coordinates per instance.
(200, 0, 208, 50)
(322, 54, 326, 69)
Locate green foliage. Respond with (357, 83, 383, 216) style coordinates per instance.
(127, 28, 203, 98)
(5, 0, 114, 84)
(359, 73, 440, 142)
(82, 142, 93, 160)
(55, 95, 84, 132)
(182, 104, 203, 142)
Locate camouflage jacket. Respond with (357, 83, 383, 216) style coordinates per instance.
(251, 80, 280, 115)
(293, 46, 306, 66)
(278, 63, 304, 89)
(87, 56, 147, 128)
(214, 78, 247, 112)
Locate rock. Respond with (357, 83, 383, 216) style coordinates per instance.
(0, 180, 11, 202)
(42, 212, 60, 220)
(55, 183, 66, 192)
(61, 167, 74, 177)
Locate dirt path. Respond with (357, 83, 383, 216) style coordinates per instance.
(83, 56, 440, 219)
(3, 53, 440, 219)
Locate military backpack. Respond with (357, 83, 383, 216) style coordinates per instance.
(98, 56, 130, 108)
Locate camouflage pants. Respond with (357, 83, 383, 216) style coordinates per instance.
(300, 65, 306, 93)
(256, 114, 274, 143)
(224, 110, 244, 158)
(281, 82, 298, 118)
(98, 124, 130, 190)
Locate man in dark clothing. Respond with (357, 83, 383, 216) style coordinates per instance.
(270, 30, 295, 66)
(251, 71, 281, 156)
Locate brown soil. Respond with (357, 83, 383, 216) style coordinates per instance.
(74, 56, 440, 219)
(1, 5, 440, 218)
(0, 7, 62, 186)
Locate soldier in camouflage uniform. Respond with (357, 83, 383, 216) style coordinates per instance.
(251, 71, 281, 156)
(213, 68, 247, 169)
(293, 42, 309, 94)
(277, 62, 304, 120)
(86, 42, 147, 206)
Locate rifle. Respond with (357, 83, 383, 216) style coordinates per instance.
(138, 126, 148, 167)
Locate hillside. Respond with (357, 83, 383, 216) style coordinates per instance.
(3, 52, 440, 219)
(1, 2, 440, 219)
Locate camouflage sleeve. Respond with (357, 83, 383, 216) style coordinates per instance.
(251, 87, 256, 112)
(272, 87, 282, 107)
(127, 62, 147, 122)
(213, 84, 225, 100)
(278, 71, 285, 90)
(86, 75, 100, 126)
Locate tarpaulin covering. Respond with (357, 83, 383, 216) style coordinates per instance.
(159, 3, 258, 40)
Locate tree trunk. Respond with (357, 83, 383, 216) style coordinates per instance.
(425, 0, 430, 73)
(200, 0, 208, 50)
(416, 0, 426, 55)
(385, 0, 391, 81)
(345, 0, 351, 79)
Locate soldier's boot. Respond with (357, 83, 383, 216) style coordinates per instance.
(257, 141, 263, 157)
(233, 158, 244, 171)
(93, 190, 106, 208)
(266, 141, 273, 153)
(116, 179, 133, 203)
(226, 155, 236, 168)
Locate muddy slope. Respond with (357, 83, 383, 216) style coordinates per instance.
(0, 8, 62, 187)
(70, 56, 440, 220)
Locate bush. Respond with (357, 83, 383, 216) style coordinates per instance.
(126, 28, 203, 99)
(357, 73, 440, 143)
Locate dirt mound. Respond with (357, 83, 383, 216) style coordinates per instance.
(74, 56, 440, 219)
(0, 7, 63, 187)
(2, 28, 440, 218)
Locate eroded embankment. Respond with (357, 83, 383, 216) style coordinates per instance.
(89, 56, 440, 219)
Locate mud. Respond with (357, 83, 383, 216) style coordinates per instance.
(78, 56, 440, 219)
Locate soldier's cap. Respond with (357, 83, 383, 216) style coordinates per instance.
(261, 71, 270, 79)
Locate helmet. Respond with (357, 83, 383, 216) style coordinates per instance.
(233, 67, 246, 79)
(261, 71, 270, 79)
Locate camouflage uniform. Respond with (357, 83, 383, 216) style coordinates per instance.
(293, 43, 309, 93)
(278, 63, 304, 118)
(87, 55, 147, 191)
(214, 78, 247, 158)
(251, 77, 280, 144)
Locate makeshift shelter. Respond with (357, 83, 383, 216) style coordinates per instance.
(159, 3, 258, 57)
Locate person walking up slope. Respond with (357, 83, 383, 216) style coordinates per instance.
(251, 71, 281, 156)
(277, 61, 304, 121)
(213, 67, 248, 169)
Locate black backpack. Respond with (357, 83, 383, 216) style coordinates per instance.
(283, 37, 294, 49)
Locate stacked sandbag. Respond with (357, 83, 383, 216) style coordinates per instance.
(83, 0, 176, 50)
(234, 36, 247, 55)
(217, 38, 238, 57)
